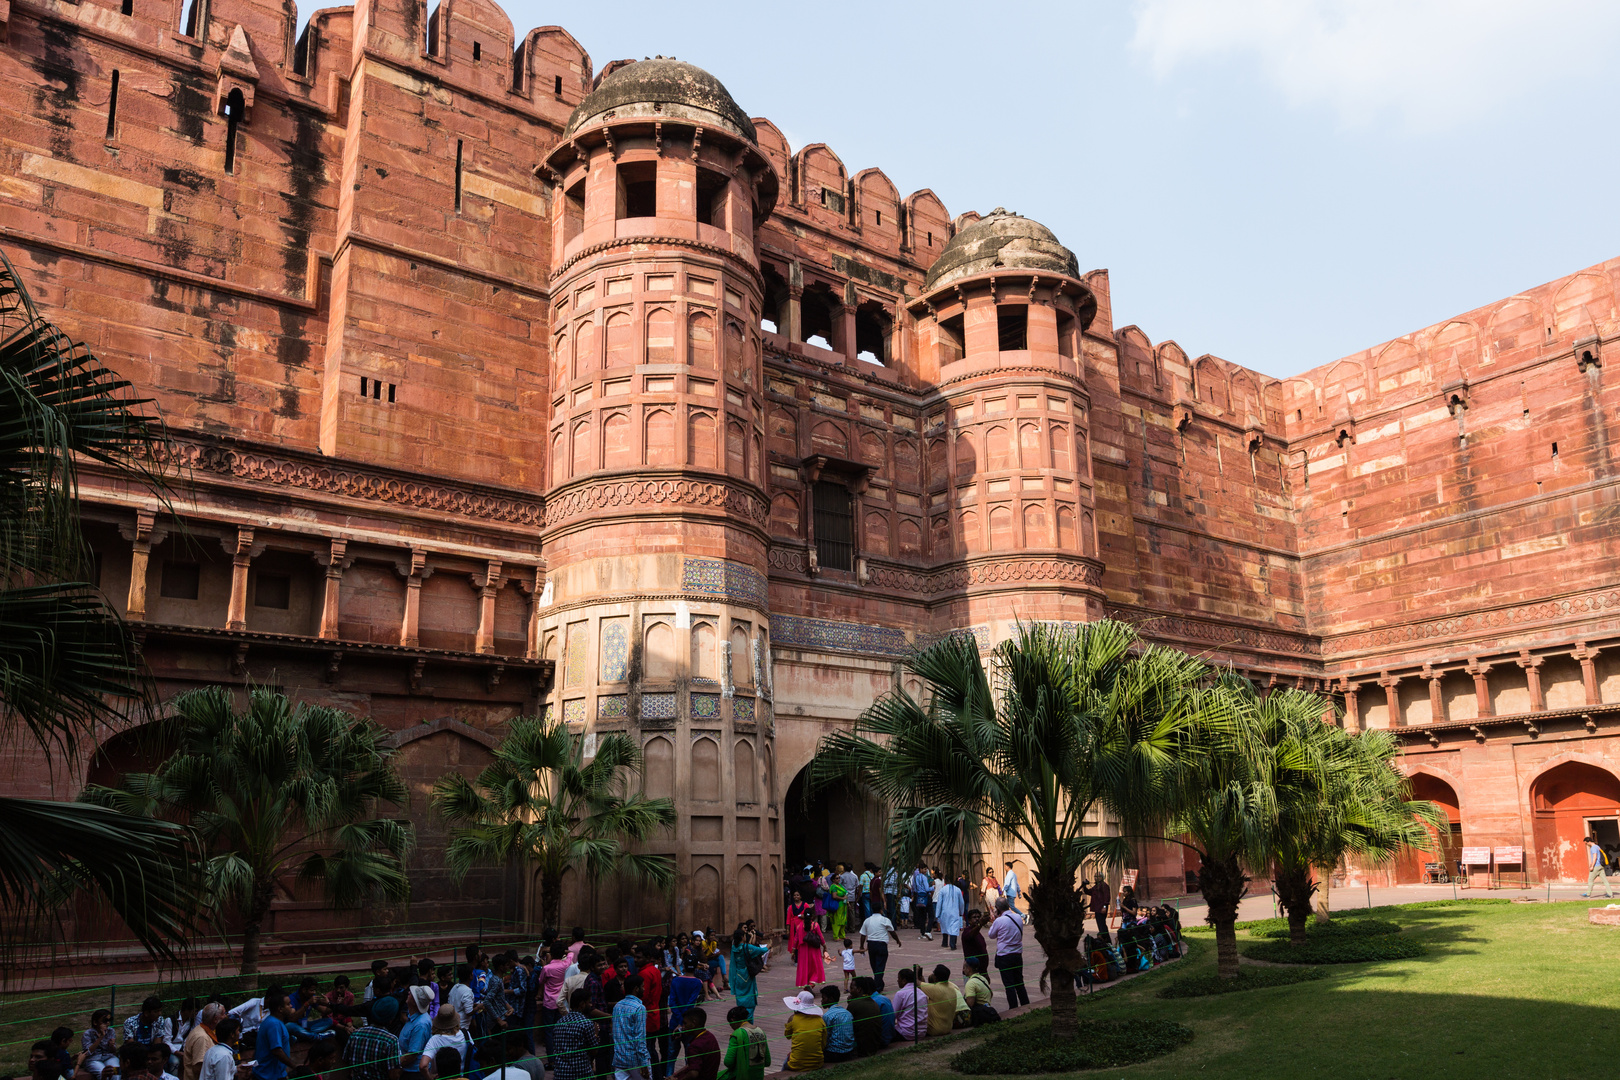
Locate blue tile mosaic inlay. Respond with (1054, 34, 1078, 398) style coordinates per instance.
(600, 620, 628, 683)
(641, 692, 678, 720)
(691, 693, 721, 719)
(770, 614, 911, 658)
(562, 699, 586, 723)
(682, 557, 770, 612)
(732, 697, 755, 723)
(598, 694, 629, 719)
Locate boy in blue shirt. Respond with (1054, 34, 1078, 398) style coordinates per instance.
(252, 992, 294, 1080)
(818, 987, 855, 1063)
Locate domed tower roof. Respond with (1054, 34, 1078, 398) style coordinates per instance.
(922, 208, 1080, 293)
(563, 58, 756, 143)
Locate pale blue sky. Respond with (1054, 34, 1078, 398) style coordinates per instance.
(368, 1, 1620, 378)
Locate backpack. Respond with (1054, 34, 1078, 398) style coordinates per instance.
(743, 947, 765, 980)
(805, 922, 824, 949)
(741, 1024, 769, 1066)
(1089, 950, 1112, 983)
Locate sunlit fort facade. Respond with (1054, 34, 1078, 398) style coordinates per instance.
(3, 0, 1619, 945)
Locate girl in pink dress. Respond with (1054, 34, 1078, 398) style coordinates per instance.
(789, 891, 826, 989)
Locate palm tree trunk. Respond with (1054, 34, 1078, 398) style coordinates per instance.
(239, 880, 275, 975)
(1197, 852, 1248, 979)
(1272, 860, 1315, 946)
(1315, 868, 1332, 924)
(1028, 868, 1086, 1042)
(540, 868, 563, 935)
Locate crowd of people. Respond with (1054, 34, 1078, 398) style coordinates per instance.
(13, 862, 1177, 1080)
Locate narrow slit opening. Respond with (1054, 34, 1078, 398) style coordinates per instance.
(105, 71, 120, 139)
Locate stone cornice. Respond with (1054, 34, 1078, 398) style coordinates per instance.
(160, 438, 546, 526)
(1105, 603, 1321, 661)
(1321, 585, 1620, 663)
(550, 236, 767, 287)
(766, 547, 1104, 598)
(541, 474, 770, 531)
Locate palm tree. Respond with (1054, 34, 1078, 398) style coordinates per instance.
(809, 620, 1212, 1042)
(1166, 676, 1316, 980)
(0, 247, 199, 963)
(83, 686, 414, 973)
(431, 716, 678, 933)
(1271, 716, 1442, 943)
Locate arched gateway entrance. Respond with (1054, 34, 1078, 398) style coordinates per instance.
(783, 764, 888, 875)
(1395, 772, 1463, 884)
(1531, 762, 1620, 882)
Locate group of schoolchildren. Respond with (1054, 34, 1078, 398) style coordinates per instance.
(1080, 885, 1184, 984)
(22, 925, 780, 1080)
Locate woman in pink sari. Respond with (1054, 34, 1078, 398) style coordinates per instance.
(788, 888, 825, 989)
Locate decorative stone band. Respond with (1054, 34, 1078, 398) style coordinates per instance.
(550, 235, 766, 286)
(1106, 604, 1320, 659)
(769, 547, 1104, 597)
(543, 476, 770, 530)
(1324, 587, 1620, 660)
(162, 439, 544, 526)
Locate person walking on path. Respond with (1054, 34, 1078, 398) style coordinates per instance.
(1585, 836, 1615, 898)
(910, 865, 933, 939)
(1085, 876, 1111, 941)
(934, 877, 965, 950)
(985, 898, 1029, 1009)
(789, 893, 828, 990)
(1001, 863, 1022, 915)
(728, 923, 770, 1020)
(857, 900, 901, 992)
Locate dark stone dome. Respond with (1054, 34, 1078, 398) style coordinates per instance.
(563, 58, 756, 143)
(923, 208, 1080, 293)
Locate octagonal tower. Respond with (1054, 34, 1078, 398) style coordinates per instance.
(536, 59, 783, 932)
(910, 210, 1107, 630)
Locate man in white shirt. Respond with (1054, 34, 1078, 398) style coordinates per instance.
(857, 904, 902, 992)
(1002, 862, 1022, 914)
(985, 898, 1029, 1008)
(447, 967, 477, 1030)
(201, 1018, 243, 1080)
(227, 996, 267, 1041)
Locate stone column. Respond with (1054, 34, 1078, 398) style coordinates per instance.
(525, 568, 546, 660)
(225, 526, 256, 631)
(1340, 679, 1361, 733)
(786, 283, 803, 343)
(1573, 642, 1602, 706)
(317, 539, 349, 639)
(1467, 659, 1493, 717)
(473, 560, 502, 654)
(1379, 673, 1401, 728)
(839, 300, 857, 360)
(125, 509, 157, 621)
(400, 549, 428, 647)
(1423, 664, 1448, 724)
(1518, 651, 1545, 712)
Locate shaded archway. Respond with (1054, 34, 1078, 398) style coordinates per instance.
(783, 764, 887, 877)
(1394, 772, 1463, 884)
(1531, 761, 1620, 881)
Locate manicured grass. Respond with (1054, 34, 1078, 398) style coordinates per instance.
(1156, 965, 1328, 998)
(1242, 932, 1425, 964)
(822, 900, 1620, 1078)
(951, 1019, 1193, 1073)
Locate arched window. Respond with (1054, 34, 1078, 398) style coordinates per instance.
(954, 433, 977, 481)
(645, 410, 675, 466)
(1050, 423, 1071, 471)
(734, 739, 757, 802)
(574, 319, 597, 378)
(691, 621, 717, 682)
(646, 308, 675, 364)
(986, 426, 1011, 470)
(730, 622, 751, 685)
(688, 311, 716, 369)
(605, 311, 634, 369)
(1019, 422, 1041, 468)
(603, 412, 633, 468)
(689, 411, 718, 469)
(691, 738, 721, 801)
(989, 505, 1013, 549)
(571, 419, 592, 475)
(644, 621, 676, 680)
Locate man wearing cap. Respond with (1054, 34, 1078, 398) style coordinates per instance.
(345, 995, 402, 1080)
(780, 991, 826, 1071)
(397, 987, 434, 1080)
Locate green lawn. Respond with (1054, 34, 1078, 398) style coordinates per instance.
(831, 900, 1620, 1079)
